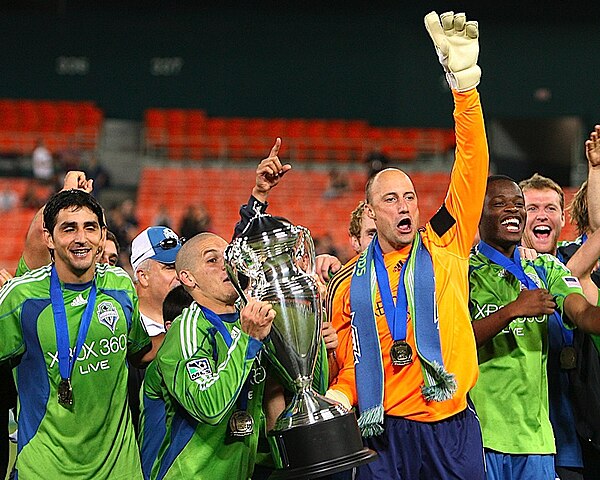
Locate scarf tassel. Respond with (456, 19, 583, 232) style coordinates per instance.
(421, 361, 457, 402)
(357, 404, 385, 438)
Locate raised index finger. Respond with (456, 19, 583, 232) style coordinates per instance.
(269, 137, 282, 158)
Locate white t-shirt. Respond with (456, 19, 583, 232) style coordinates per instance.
(140, 312, 166, 337)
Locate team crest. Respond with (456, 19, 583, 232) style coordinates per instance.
(97, 301, 119, 333)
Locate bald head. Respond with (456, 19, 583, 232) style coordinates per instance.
(366, 168, 414, 204)
(176, 232, 224, 275)
(175, 232, 237, 312)
(365, 167, 420, 252)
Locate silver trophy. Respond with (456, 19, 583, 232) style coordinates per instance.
(225, 212, 375, 479)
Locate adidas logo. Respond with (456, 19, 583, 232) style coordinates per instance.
(70, 294, 88, 307)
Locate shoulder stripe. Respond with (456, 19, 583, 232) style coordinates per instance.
(179, 303, 201, 359)
(325, 260, 355, 318)
(0, 265, 51, 304)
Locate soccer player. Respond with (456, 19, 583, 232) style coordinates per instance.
(469, 175, 600, 480)
(517, 126, 600, 479)
(348, 200, 377, 255)
(102, 230, 120, 266)
(0, 189, 150, 479)
(139, 285, 192, 479)
(148, 233, 277, 479)
(325, 11, 488, 479)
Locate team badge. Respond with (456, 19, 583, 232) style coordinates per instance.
(97, 301, 119, 333)
(186, 358, 213, 381)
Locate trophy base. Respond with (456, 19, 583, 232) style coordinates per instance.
(269, 411, 377, 479)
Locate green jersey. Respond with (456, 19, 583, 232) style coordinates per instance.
(469, 250, 585, 454)
(150, 302, 268, 480)
(0, 263, 150, 479)
(149, 302, 329, 480)
(139, 359, 166, 479)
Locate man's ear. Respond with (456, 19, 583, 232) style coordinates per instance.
(43, 228, 54, 250)
(135, 268, 150, 288)
(178, 270, 195, 288)
(350, 236, 361, 254)
(366, 204, 376, 220)
(97, 227, 107, 258)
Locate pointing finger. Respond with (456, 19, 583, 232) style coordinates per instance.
(269, 137, 282, 158)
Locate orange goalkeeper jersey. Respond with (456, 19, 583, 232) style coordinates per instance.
(326, 89, 488, 422)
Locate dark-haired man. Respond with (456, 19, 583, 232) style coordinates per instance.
(0, 189, 150, 479)
(469, 175, 600, 480)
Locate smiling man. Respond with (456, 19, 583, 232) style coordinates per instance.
(469, 175, 600, 480)
(520, 173, 565, 255)
(0, 189, 150, 479)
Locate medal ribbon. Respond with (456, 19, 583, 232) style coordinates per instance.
(554, 250, 574, 346)
(50, 265, 97, 382)
(372, 239, 409, 342)
(199, 305, 250, 410)
(477, 241, 565, 337)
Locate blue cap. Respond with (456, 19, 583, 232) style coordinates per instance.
(130, 226, 182, 271)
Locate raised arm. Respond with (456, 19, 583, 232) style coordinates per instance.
(232, 138, 291, 239)
(586, 125, 600, 233)
(425, 11, 489, 253)
(566, 228, 600, 305)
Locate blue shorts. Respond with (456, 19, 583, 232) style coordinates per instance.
(356, 403, 485, 480)
(485, 451, 556, 480)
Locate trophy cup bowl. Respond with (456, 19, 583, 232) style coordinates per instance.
(225, 213, 376, 479)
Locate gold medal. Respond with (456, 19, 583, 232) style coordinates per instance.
(58, 378, 73, 406)
(390, 340, 413, 366)
(560, 346, 577, 370)
(229, 410, 254, 437)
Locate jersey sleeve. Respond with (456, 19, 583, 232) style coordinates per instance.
(325, 262, 358, 406)
(0, 280, 26, 362)
(157, 316, 263, 425)
(544, 255, 587, 318)
(232, 195, 268, 240)
(428, 89, 489, 256)
(15, 256, 31, 277)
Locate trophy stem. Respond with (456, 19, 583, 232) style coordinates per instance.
(274, 382, 347, 432)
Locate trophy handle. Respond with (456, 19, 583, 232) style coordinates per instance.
(296, 226, 316, 275)
(225, 239, 266, 307)
(225, 262, 249, 307)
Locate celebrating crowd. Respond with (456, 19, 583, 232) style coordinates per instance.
(1, 9, 600, 480)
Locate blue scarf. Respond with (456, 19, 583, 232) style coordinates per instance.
(350, 232, 457, 437)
